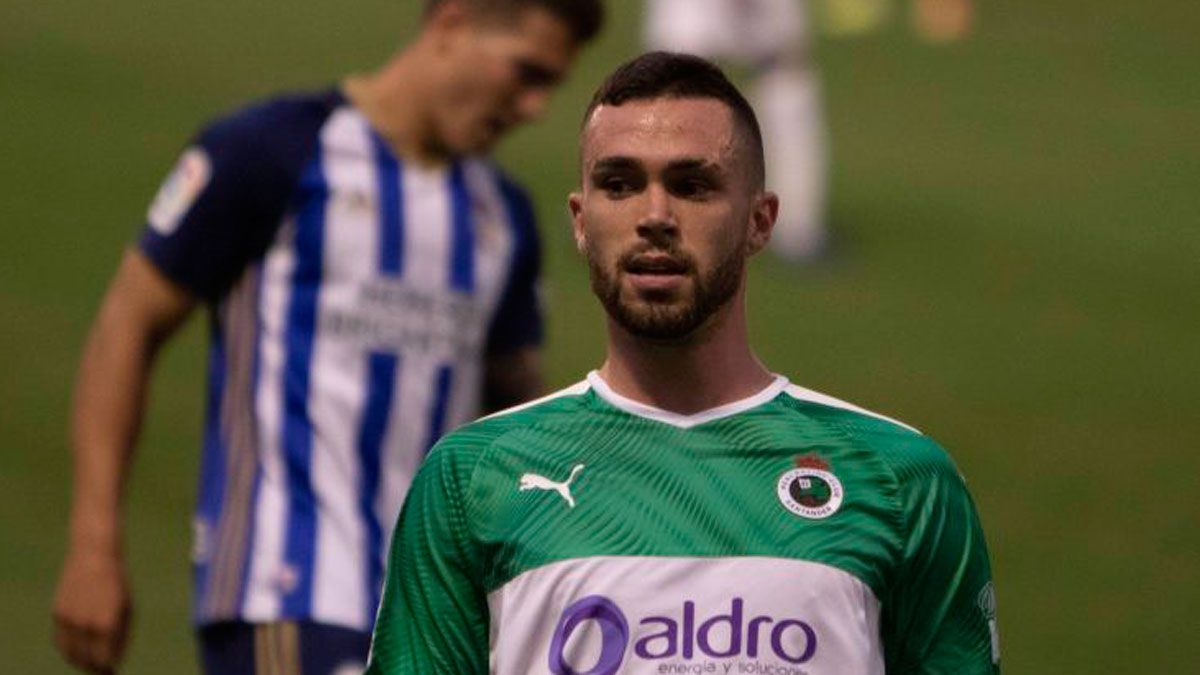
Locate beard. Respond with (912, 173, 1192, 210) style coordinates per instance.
(586, 240, 745, 342)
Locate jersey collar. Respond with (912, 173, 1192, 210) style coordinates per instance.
(586, 370, 790, 429)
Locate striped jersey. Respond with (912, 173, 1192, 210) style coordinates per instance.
(138, 89, 544, 630)
(366, 373, 1001, 674)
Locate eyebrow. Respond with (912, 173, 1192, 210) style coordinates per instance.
(590, 156, 721, 173)
(590, 157, 640, 173)
(663, 158, 722, 175)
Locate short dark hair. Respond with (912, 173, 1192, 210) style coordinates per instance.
(583, 51, 765, 188)
(425, 0, 604, 44)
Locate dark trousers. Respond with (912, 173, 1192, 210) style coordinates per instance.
(198, 621, 372, 675)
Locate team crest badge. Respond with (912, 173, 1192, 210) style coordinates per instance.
(777, 454, 844, 519)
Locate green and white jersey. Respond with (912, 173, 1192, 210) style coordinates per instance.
(366, 372, 1000, 674)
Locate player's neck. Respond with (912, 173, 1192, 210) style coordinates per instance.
(342, 49, 452, 167)
(598, 297, 774, 416)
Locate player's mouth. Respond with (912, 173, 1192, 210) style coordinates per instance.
(622, 253, 692, 293)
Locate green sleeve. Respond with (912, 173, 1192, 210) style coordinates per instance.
(881, 443, 1000, 674)
(365, 441, 489, 674)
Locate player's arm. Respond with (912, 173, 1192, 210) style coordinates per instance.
(365, 441, 489, 673)
(52, 249, 196, 674)
(881, 442, 1001, 674)
(52, 96, 314, 673)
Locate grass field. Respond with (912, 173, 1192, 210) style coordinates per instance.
(2, 0, 1198, 672)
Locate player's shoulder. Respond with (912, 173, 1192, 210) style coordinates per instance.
(196, 88, 346, 156)
(778, 380, 922, 436)
(777, 379, 957, 475)
(205, 88, 345, 135)
(427, 379, 594, 461)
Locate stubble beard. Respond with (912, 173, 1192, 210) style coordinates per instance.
(586, 242, 746, 342)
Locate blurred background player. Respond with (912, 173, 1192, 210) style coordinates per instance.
(817, 0, 974, 42)
(644, 0, 830, 261)
(50, 1, 602, 673)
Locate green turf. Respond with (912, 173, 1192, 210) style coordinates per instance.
(2, 0, 1197, 671)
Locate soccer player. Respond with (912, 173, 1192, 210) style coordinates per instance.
(644, 0, 829, 261)
(51, 1, 603, 673)
(819, 0, 975, 43)
(365, 52, 1001, 674)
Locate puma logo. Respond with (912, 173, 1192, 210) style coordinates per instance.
(518, 464, 586, 508)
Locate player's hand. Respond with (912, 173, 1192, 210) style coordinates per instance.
(52, 548, 131, 674)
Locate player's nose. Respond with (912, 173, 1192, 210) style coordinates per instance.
(636, 184, 678, 239)
(645, 182, 675, 220)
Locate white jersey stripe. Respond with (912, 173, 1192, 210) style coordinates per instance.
(586, 371, 790, 429)
(400, 163, 451, 294)
(375, 354, 421, 564)
(783, 384, 921, 434)
(308, 110, 375, 628)
(355, 130, 405, 625)
(479, 380, 592, 422)
(242, 217, 299, 620)
(276, 146, 328, 618)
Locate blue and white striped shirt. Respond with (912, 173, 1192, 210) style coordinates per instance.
(140, 89, 542, 631)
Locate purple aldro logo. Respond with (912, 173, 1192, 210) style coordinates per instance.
(548, 595, 818, 675)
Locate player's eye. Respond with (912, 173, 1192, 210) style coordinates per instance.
(602, 178, 631, 195)
(594, 173, 640, 198)
(670, 177, 714, 200)
(514, 59, 558, 88)
(664, 163, 722, 200)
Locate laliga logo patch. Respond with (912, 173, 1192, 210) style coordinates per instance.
(777, 454, 844, 519)
(148, 146, 211, 235)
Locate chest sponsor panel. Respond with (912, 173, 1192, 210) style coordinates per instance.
(487, 556, 883, 675)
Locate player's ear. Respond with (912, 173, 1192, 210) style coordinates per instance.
(425, 0, 473, 50)
(745, 190, 778, 255)
(568, 192, 587, 254)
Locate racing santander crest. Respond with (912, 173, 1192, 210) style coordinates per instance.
(777, 454, 844, 519)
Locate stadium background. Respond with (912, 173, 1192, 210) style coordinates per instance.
(2, 0, 1196, 671)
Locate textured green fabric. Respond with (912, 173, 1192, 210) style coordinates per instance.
(365, 381, 999, 674)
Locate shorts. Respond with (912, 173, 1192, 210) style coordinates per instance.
(643, 0, 809, 63)
(198, 621, 371, 675)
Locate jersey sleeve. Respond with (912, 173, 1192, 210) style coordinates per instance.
(137, 93, 333, 301)
(365, 440, 489, 674)
(881, 442, 1001, 674)
(485, 174, 544, 355)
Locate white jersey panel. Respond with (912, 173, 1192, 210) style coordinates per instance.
(487, 556, 883, 675)
(784, 384, 921, 434)
(383, 162, 452, 521)
(400, 164, 453, 294)
(374, 359, 423, 562)
(242, 218, 298, 620)
(308, 109, 376, 628)
(374, 159, 458, 563)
